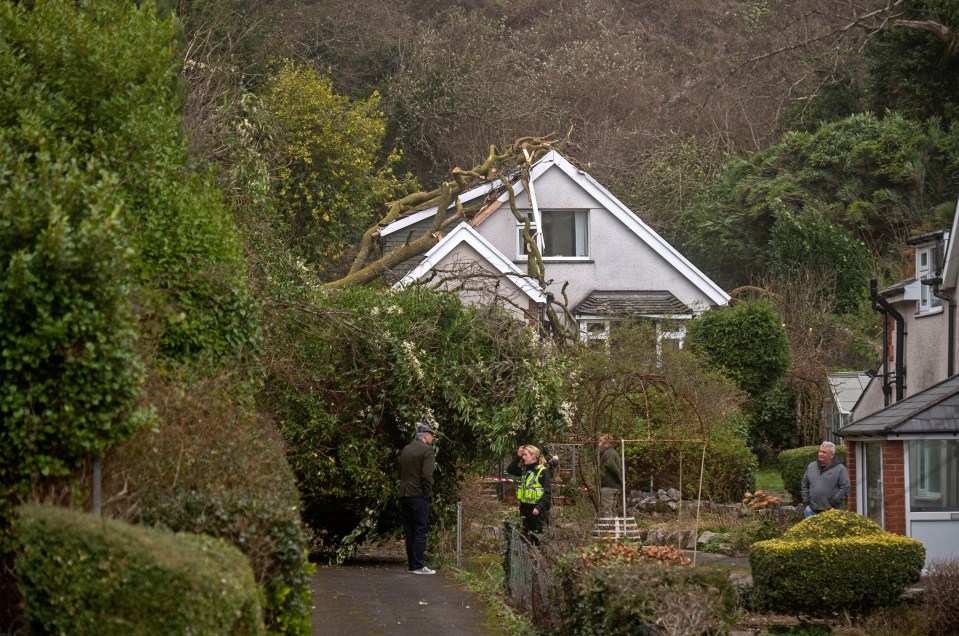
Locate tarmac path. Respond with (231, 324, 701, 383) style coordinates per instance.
(311, 560, 496, 635)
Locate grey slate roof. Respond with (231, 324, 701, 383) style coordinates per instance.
(839, 373, 959, 436)
(827, 372, 872, 414)
(572, 290, 692, 317)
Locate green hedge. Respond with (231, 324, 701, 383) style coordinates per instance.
(777, 444, 846, 504)
(140, 491, 313, 635)
(16, 504, 263, 635)
(625, 429, 758, 503)
(750, 510, 924, 614)
(561, 562, 738, 635)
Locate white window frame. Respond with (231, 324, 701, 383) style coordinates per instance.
(916, 243, 944, 314)
(517, 210, 589, 260)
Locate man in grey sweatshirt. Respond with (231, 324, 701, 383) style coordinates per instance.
(801, 441, 851, 517)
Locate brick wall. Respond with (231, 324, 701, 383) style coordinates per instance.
(846, 440, 858, 512)
(882, 440, 906, 535)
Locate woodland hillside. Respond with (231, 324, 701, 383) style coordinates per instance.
(4, 0, 959, 632)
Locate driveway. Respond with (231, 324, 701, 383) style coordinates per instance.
(311, 560, 495, 635)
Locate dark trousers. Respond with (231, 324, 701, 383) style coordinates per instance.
(399, 496, 430, 570)
(519, 502, 547, 545)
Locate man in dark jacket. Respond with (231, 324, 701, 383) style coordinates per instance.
(399, 423, 436, 574)
(599, 434, 623, 518)
(801, 441, 850, 517)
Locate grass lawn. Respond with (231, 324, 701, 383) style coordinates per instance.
(755, 467, 784, 491)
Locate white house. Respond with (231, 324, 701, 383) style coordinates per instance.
(384, 150, 729, 346)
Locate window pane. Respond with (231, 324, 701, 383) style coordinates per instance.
(910, 440, 959, 512)
(543, 211, 575, 257)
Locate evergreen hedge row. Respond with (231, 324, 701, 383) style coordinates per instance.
(750, 510, 924, 614)
(16, 504, 263, 635)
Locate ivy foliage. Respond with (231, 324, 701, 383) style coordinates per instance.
(262, 286, 568, 556)
(682, 112, 959, 301)
(263, 61, 414, 274)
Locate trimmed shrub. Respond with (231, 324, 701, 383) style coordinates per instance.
(561, 562, 738, 636)
(750, 510, 924, 614)
(625, 429, 757, 503)
(140, 491, 313, 636)
(777, 445, 847, 504)
(15, 504, 263, 635)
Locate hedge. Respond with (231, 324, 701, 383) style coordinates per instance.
(560, 562, 738, 635)
(16, 504, 263, 635)
(777, 444, 846, 505)
(750, 510, 924, 614)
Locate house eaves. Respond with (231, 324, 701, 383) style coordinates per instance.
(838, 373, 959, 436)
(392, 222, 546, 304)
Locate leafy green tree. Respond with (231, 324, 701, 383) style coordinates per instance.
(264, 61, 413, 275)
(1, 0, 261, 622)
(683, 112, 959, 297)
(685, 300, 791, 399)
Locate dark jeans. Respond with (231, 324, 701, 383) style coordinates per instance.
(399, 496, 430, 570)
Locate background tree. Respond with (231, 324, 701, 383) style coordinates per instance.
(684, 299, 793, 463)
(565, 322, 753, 503)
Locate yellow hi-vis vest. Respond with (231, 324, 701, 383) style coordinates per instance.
(517, 464, 546, 504)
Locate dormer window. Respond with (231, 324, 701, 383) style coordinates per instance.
(916, 236, 946, 314)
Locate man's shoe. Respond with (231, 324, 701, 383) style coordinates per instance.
(410, 566, 436, 575)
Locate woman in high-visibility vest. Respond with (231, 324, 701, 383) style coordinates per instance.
(505, 445, 552, 544)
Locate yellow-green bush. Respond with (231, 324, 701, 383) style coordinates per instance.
(750, 510, 924, 614)
(16, 505, 263, 635)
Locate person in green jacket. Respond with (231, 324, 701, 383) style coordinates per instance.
(399, 423, 437, 574)
(599, 434, 623, 518)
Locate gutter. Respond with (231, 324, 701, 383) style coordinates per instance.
(931, 282, 956, 377)
(871, 279, 905, 404)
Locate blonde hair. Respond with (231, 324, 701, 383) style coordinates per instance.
(524, 445, 547, 466)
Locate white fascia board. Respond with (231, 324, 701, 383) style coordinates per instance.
(393, 222, 547, 304)
(500, 150, 730, 307)
(942, 194, 959, 291)
(380, 180, 502, 237)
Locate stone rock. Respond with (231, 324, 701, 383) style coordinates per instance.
(666, 501, 678, 511)
(697, 530, 720, 545)
(665, 487, 681, 500)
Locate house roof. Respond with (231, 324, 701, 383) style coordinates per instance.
(572, 290, 692, 317)
(393, 222, 546, 304)
(838, 373, 959, 436)
(827, 371, 872, 415)
(380, 150, 730, 308)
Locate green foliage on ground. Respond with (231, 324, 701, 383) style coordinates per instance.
(140, 491, 313, 636)
(777, 445, 847, 504)
(263, 286, 568, 556)
(16, 504, 264, 635)
(750, 510, 924, 614)
(101, 370, 313, 635)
